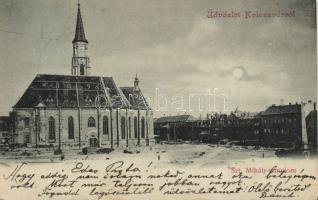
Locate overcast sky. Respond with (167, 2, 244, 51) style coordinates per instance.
(0, 0, 316, 117)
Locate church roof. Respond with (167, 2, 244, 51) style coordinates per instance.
(14, 74, 150, 110)
(72, 4, 88, 43)
(120, 87, 149, 109)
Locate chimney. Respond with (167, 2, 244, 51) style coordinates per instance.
(289, 102, 292, 105)
(295, 102, 298, 105)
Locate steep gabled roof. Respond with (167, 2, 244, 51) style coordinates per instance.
(120, 87, 149, 110)
(13, 74, 148, 110)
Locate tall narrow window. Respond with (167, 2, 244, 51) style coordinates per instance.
(121, 117, 126, 139)
(25, 135, 30, 144)
(88, 117, 96, 127)
(141, 117, 145, 139)
(68, 116, 74, 139)
(134, 117, 138, 138)
(24, 117, 30, 127)
(128, 117, 131, 139)
(80, 64, 85, 75)
(103, 116, 109, 135)
(48, 117, 55, 141)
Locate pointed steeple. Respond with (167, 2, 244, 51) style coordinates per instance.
(134, 74, 140, 91)
(72, 1, 88, 43)
(71, 0, 90, 76)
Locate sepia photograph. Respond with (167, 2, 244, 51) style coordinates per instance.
(0, 0, 317, 199)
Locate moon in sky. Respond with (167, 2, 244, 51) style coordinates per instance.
(233, 67, 244, 79)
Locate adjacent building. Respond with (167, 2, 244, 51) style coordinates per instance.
(154, 102, 317, 151)
(154, 115, 198, 142)
(0, 116, 10, 144)
(260, 101, 316, 149)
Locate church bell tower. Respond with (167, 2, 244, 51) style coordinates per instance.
(72, 2, 90, 76)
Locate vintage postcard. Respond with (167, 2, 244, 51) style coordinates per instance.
(0, 0, 317, 199)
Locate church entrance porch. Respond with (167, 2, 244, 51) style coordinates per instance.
(89, 137, 98, 147)
(24, 134, 30, 145)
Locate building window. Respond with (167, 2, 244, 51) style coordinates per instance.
(128, 117, 131, 139)
(25, 135, 30, 144)
(121, 117, 126, 140)
(103, 116, 109, 135)
(24, 117, 30, 127)
(88, 117, 96, 127)
(80, 64, 85, 75)
(68, 116, 74, 139)
(141, 117, 145, 139)
(134, 117, 138, 138)
(48, 117, 55, 141)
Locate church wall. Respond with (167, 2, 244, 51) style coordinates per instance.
(99, 109, 111, 147)
(59, 109, 79, 147)
(15, 109, 34, 145)
(44, 109, 60, 146)
(80, 108, 99, 147)
(127, 109, 139, 146)
(13, 107, 154, 148)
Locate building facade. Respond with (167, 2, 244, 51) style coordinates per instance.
(0, 116, 11, 144)
(154, 103, 317, 151)
(154, 115, 199, 142)
(259, 101, 316, 149)
(12, 3, 154, 149)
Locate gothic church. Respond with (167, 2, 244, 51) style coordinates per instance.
(12, 3, 154, 149)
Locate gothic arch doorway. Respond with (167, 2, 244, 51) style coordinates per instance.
(89, 137, 98, 147)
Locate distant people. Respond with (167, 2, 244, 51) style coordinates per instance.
(158, 154, 160, 161)
(60, 152, 65, 161)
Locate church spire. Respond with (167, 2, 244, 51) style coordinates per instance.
(71, 1, 90, 76)
(134, 74, 140, 91)
(72, 1, 88, 43)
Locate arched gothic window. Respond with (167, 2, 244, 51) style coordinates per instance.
(141, 117, 145, 139)
(68, 116, 74, 139)
(134, 117, 138, 138)
(103, 116, 109, 135)
(80, 64, 85, 75)
(48, 117, 55, 141)
(128, 117, 131, 139)
(88, 117, 96, 127)
(121, 117, 126, 140)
